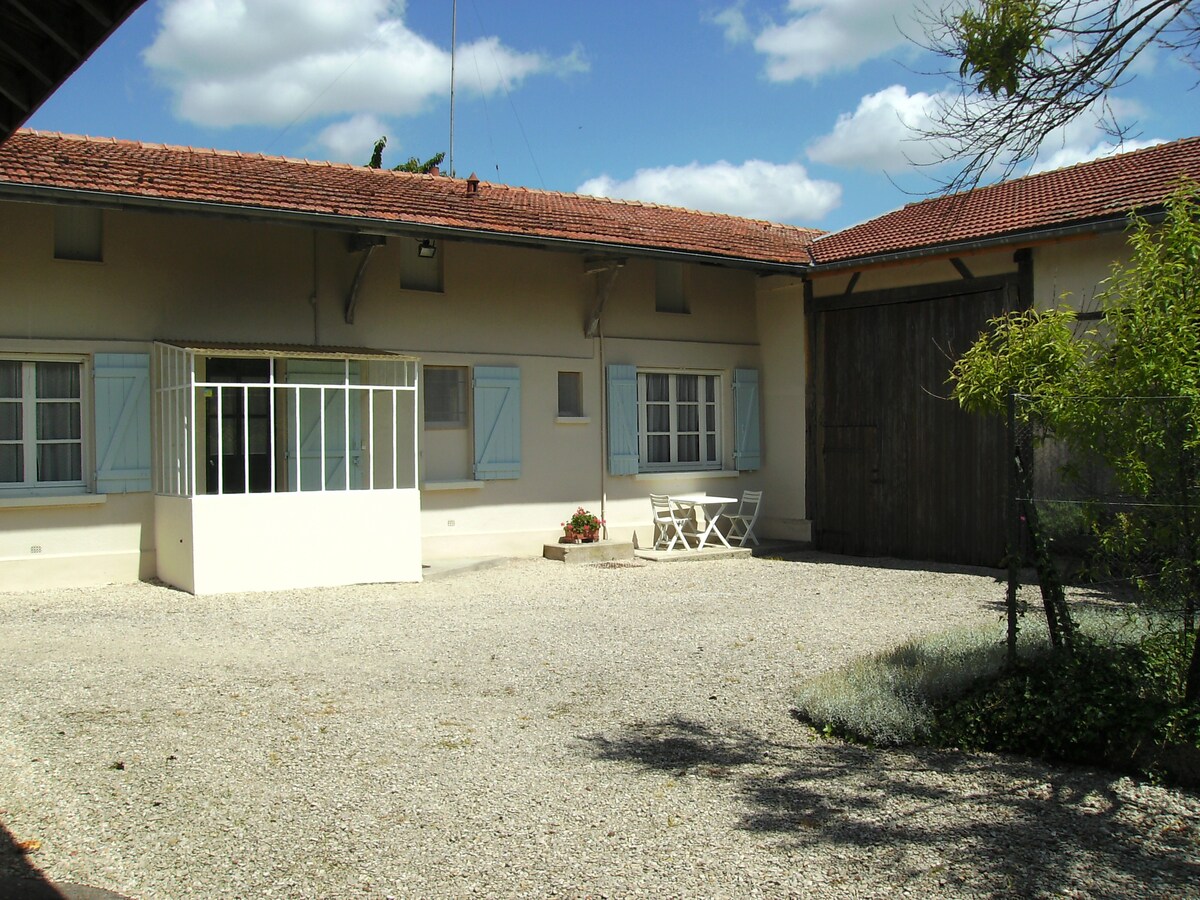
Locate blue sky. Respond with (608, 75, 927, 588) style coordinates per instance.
(25, 0, 1200, 231)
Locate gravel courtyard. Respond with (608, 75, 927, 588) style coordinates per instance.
(1, 553, 1197, 899)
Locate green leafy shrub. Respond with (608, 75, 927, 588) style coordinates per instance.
(797, 612, 1200, 783)
(931, 636, 1168, 766)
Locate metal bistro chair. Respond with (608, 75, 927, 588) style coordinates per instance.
(650, 493, 693, 551)
(725, 490, 763, 547)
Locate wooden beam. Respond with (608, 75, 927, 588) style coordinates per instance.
(10, 2, 85, 60)
(0, 64, 33, 110)
(76, 0, 117, 28)
(813, 273, 1014, 313)
(584, 259, 625, 338)
(950, 257, 974, 279)
(0, 35, 56, 86)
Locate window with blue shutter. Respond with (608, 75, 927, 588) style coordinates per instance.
(473, 366, 520, 479)
(606, 364, 638, 475)
(94, 353, 152, 493)
(733, 368, 761, 471)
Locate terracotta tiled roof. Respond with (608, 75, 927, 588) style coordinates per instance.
(811, 137, 1200, 265)
(0, 130, 821, 267)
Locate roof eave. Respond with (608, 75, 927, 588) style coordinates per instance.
(808, 208, 1167, 274)
(0, 181, 814, 274)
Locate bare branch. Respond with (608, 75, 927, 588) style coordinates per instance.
(912, 0, 1197, 194)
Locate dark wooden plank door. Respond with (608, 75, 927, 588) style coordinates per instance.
(814, 282, 1014, 566)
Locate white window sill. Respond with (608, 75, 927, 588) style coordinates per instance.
(0, 493, 108, 511)
(555, 416, 590, 425)
(422, 480, 485, 492)
(634, 469, 739, 482)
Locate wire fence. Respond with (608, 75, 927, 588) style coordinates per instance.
(1009, 393, 1200, 627)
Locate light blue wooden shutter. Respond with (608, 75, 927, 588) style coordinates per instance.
(473, 366, 520, 479)
(94, 352, 152, 493)
(733, 368, 761, 472)
(606, 364, 638, 475)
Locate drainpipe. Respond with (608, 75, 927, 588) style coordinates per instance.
(598, 327, 607, 540)
(586, 260, 624, 541)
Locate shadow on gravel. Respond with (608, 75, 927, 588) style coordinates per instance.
(584, 717, 1200, 897)
(0, 820, 63, 899)
(0, 821, 132, 900)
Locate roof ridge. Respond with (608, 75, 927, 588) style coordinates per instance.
(900, 135, 1200, 210)
(17, 127, 826, 233)
(17, 127, 387, 175)
(435, 174, 825, 233)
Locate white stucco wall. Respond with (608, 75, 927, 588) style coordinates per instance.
(1, 198, 788, 585)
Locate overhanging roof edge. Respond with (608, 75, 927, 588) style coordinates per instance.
(0, 181, 814, 273)
(807, 208, 1167, 274)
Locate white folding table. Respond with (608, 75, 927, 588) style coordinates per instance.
(668, 493, 738, 550)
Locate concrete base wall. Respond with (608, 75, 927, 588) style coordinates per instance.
(156, 490, 422, 594)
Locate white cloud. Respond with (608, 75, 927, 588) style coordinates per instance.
(144, 0, 580, 128)
(711, 4, 752, 43)
(575, 159, 842, 223)
(752, 0, 924, 81)
(1027, 97, 1163, 172)
(807, 84, 950, 171)
(807, 85, 1165, 180)
(315, 114, 391, 163)
(1030, 136, 1164, 174)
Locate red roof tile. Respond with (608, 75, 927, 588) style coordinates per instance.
(812, 137, 1200, 265)
(0, 130, 820, 267)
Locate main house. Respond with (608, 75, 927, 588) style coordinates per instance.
(2, 129, 1198, 592)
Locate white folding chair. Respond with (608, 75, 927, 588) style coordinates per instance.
(650, 493, 692, 551)
(725, 490, 762, 547)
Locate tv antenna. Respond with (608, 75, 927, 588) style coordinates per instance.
(449, 0, 457, 177)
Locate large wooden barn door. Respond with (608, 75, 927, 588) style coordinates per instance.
(811, 272, 1020, 566)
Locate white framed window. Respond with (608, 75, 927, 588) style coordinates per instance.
(424, 365, 468, 428)
(637, 370, 720, 471)
(0, 358, 85, 491)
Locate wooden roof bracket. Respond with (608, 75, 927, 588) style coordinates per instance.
(583, 257, 625, 338)
(950, 257, 975, 279)
(344, 233, 386, 324)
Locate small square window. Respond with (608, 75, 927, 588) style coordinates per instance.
(424, 366, 467, 428)
(655, 261, 688, 314)
(54, 206, 103, 262)
(557, 372, 583, 417)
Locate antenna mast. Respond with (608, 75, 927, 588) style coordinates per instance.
(449, 0, 457, 177)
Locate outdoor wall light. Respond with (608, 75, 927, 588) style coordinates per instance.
(417, 239, 437, 258)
